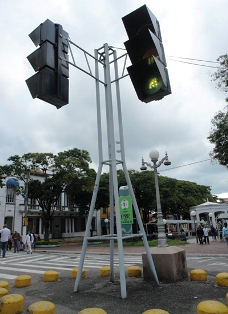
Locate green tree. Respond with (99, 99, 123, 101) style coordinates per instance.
(28, 175, 64, 241)
(64, 167, 96, 215)
(94, 169, 214, 223)
(95, 172, 110, 209)
(0, 148, 94, 241)
(208, 106, 228, 167)
(211, 54, 228, 102)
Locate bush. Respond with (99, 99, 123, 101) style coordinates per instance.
(36, 240, 59, 245)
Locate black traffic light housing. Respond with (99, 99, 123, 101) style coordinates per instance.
(122, 5, 171, 102)
(26, 19, 69, 109)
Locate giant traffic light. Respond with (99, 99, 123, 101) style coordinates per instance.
(122, 5, 171, 102)
(26, 19, 69, 109)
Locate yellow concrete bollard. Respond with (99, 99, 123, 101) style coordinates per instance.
(142, 309, 169, 314)
(197, 300, 228, 314)
(128, 265, 142, 277)
(0, 294, 24, 314)
(43, 270, 59, 282)
(216, 273, 228, 287)
(100, 266, 110, 277)
(28, 301, 56, 314)
(0, 280, 9, 290)
(0, 287, 8, 297)
(190, 269, 207, 281)
(14, 275, 32, 287)
(226, 292, 228, 305)
(71, 267, 86, 278)
(78, 308, 107, 314)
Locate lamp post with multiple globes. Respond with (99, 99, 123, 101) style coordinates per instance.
(190, 210, 197, 243)
(140, 150, 171, 247)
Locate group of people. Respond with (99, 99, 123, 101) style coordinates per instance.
(0, 224, 39, 258)
(196, 223, 228, 246)
(196, 225, 210, 244)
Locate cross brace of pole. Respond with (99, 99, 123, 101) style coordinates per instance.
(72, 43, 159, 299)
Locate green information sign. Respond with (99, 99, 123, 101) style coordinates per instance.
(119, 196, 133, 224)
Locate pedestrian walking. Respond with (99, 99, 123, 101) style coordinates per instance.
(210, 225, 217, 241)
(0, 224, 11, 258)
(203, 225, 210, 244)
(25, 231, 34, 254)
(7, 233, 12, 250)
(12, 230, 20, 253)
(222, 222, 228, 247)
(32, 233, 37, 249)
(197, 225, 204, 244)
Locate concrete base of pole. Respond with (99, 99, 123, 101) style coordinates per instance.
(142, 246, 188, 283)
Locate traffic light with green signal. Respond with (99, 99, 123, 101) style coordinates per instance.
(26, 19, 69, 109)
(122, 5, 171, 102)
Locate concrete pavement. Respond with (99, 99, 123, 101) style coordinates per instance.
(4, 238, 228, 314)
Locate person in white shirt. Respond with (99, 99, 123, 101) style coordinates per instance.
(0, 224, 11, 258)
(203, 225, 210, 244)
(25, 231, 34, 254)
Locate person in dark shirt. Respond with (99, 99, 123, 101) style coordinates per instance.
(196, 225, 204, 245)
(12, 230, 20, 253)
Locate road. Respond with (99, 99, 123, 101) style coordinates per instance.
(0, 250, 227, 280)
(0, 250, 142, 280)
(186, 254, 228, 273)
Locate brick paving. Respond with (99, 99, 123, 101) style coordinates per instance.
(179, 238, 228, 255)
(36, 237, 228, 255)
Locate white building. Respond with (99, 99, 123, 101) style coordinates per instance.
(0, 171, 100, 240)
(190, 201, 228, 228)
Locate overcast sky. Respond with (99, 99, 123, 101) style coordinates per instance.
(0, 0, 228, 199)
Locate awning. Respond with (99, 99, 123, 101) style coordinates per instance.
(217, 213, 228, 219)
(165, 219, 200, 224)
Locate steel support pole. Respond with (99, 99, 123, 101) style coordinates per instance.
(74, 43, 158, 296)
(109, 166, 114, 282)
(74, 49, 104, 292)
(103, 43, 127, 298)
(74, 163, 103, 292)
(113, 50, 159, 285)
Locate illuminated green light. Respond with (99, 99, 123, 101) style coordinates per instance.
(144, 75, 162, 95)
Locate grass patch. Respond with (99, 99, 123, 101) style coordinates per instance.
(36, 240, 59, 245)
(91, 238, 188, 247)
(123, 238, 188, 246)
(123, 239, 188, 246)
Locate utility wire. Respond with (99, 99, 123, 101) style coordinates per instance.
(160, 159, 211, 172)
(167, 58, 220, 69)
(110, 46, 221, 69)
(168, 56, 219, 64)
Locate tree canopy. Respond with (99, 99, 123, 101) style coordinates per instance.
(96, 169, 215, 222)
(211, 54, 228, 102)
(0, 149, 217, 236)
(0, 148, 94, 240)
(208, 106, 228, 167)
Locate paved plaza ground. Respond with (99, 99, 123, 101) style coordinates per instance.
(4, 238, 228, 314)
(36, 236, 228, 256)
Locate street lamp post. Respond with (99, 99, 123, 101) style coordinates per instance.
(140, 150, 171, 247)
(209, 212, 213, 225)
(22, 169, 29, 241)
(190, 210, 197, 243)
(104, 218, 109, 235)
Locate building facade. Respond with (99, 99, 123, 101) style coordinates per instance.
(0, 171, 100, 240)
(190, 201, 228, 228)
